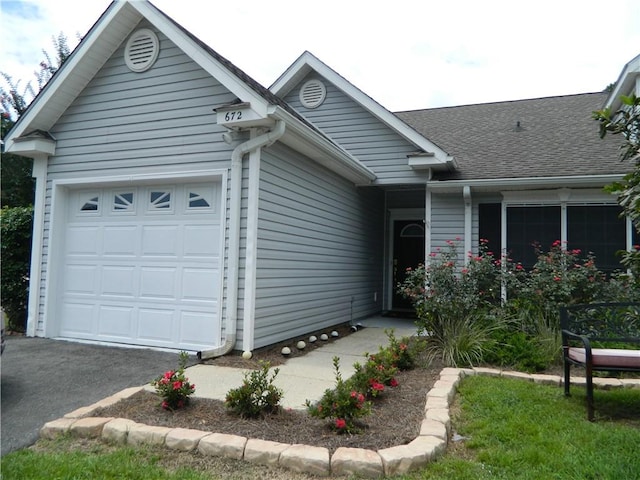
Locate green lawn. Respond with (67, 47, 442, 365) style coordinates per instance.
(2, 376, 639, 480)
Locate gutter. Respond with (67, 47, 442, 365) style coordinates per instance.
(427, 174, 625, 191)
(197, 119, 286, 360)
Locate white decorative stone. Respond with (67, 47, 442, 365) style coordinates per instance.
(296, 341, 306, 350)
(242, 350, 252, 359)
(309, 335, 317, 343)
(331, 330, 339, 337)
(281, 346, 291, 356)
(320, 334, 329, 341)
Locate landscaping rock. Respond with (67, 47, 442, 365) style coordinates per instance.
(165, 427, 210, 451)
(127, 424, 172, 446)
(244, 438, 290, 466)
(39, 418, 76, 439)
(198, 432, 247, 459)
(331, 447, 383, 478)
(280, 444, 330, 477)
(419, 418, 447, 440)
(70, 417, 114, 438)
(102, 418, 139, 444)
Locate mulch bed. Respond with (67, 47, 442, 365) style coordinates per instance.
(96, 325, 443, 454)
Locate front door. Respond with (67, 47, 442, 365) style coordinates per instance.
(392, 219, 425, 310)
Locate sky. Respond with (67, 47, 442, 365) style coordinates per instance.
(1, 0, 639, 112)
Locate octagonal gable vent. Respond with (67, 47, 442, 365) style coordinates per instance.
(299, 79, 327, 109)
(124, 28, 159, 73)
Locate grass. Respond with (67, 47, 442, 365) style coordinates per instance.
(2, 377, 639, 480)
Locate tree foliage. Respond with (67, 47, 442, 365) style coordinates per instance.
(1, 33, 74, 330)
(592, 93, 640, 230)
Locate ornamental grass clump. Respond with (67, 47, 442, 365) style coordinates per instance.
(306, 356, 371, 434)
(151, 351, 195, 411)
(225, 361, 283, 418)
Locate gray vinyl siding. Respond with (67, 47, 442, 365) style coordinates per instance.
(284, 74, 428, 186)
(430, 193, 466, 264)
(253, 144, 385, 348)
(34, 22, 237, 335)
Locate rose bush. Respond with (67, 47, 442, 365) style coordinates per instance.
(151, 351, 195, 410)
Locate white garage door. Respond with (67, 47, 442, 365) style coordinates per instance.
(58, 182, 222, 351)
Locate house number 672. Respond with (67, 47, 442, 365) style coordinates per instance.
(224, 111, 243, 121)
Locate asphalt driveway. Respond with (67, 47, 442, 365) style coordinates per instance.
(1, 335, 187, 456)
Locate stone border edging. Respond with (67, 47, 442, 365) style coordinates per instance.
(39, 369, 640, 478)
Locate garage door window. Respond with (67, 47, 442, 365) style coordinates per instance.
(113, 192, 135, 213)
(148, 189, 173, 212)
(80, 193, 100, 213)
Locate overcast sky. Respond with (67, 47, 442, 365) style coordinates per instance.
(1, 0, 639, 112)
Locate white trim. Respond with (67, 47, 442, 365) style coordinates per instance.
(428, 174, 624, 191)
(502, 188, 616, 204)
(26, 156, 48, 337)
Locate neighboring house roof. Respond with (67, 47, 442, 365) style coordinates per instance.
(396, 93, 629, 183)
(604, 53, 640, 110)
(271, 51, 456, 171)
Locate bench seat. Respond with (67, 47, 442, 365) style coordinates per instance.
(567, 348, 640, 369)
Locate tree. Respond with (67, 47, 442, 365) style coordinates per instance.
(1, 33, 75, 330)
(592, 93, 640, 230)
(593, 93, 640, 281)
(1, 33, 74, 208)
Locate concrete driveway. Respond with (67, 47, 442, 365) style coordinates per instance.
(1, 336, 186, 456)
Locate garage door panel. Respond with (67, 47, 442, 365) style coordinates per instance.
(182, 268, 219, 301)
(184, 225, 220, 257)
(98, 306, 133, 339)
(60, 303, 96, 335)
(180, 310, 217, 346)
(66, 226, 101, 256)
(64, 265, 98, 295)
(142, 225, 179, 257)
(101, 266, 136, 297)
(137, 308, 175, 344)
(140, 267, 177, 299)
(103, 226, 139, 256)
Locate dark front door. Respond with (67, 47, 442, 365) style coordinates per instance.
(392, 219, 425, 310)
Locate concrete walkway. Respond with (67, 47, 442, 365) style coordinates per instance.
(171, 318, 417, 410)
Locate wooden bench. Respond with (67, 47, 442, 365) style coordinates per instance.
(561, 302, 640, 421)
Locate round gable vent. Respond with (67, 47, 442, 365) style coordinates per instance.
(124, 28, 160, 73)
(299, 79, 327, 109)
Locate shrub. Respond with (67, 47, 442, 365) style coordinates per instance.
(225, 361, 283, 418)
(306, 356, 371, 434)
(384, 328, 423, 371)
(0, 206, 33, 331)
(150, 351, 195, 410)
(400, 238, 638, 370)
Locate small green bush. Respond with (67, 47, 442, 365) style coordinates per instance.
(225, 361, 282, 418)
(306, 356, 371, 434)
(0, 206, 33, 331)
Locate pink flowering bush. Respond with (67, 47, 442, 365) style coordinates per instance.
(306, 356, 371, 434)
(400, 238, 639, 370)
(151, 351, 195, 410)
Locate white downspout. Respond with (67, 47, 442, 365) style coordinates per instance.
(198, 120, 285, 360)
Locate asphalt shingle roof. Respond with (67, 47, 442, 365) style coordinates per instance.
(395, 93, 630, 181)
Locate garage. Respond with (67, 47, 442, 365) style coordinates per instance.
(56, 182, 223, 351)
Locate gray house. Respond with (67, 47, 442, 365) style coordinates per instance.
(5, 0, 638, 356)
